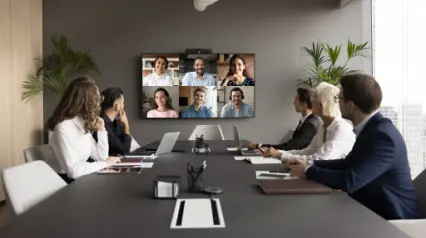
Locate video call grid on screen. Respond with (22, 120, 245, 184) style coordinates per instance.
(141, 53, 255, 119)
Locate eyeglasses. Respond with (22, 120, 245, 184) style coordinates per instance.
(334, 96, 344, 103)
(100, 95, 105, 104)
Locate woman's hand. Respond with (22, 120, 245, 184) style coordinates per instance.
(95, 117, 105, 131)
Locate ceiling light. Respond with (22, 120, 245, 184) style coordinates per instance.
(194, 0, 219, 11)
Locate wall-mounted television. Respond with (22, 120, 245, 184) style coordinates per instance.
(141, 53, 255, 119)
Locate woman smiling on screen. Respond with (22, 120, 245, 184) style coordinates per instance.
(221, 54, 255, 86)
(146, 87, 178, 118)
(143, 56, 174, 86)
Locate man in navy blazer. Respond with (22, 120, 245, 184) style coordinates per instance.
(289, 74, 421, 220)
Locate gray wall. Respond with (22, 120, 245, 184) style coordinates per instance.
(43, 0, 372, 146)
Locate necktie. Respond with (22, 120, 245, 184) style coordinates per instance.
(295, 120, 302, 132)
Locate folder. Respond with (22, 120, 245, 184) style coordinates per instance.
(257, 179, 332, 195)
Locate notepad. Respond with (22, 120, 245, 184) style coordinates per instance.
(256, 171, 297, 180)
(234, 156, 282, 164)
(157, 181, 179, 198)
(226, 147, 238, 151)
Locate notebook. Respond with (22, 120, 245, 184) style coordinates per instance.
(97, 166, 142, 174)
(258, 179, 332, 195)
(234, 156, 282, 164)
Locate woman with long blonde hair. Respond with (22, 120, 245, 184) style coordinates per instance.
(48, 77, 120, 182)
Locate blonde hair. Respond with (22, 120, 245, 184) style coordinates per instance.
(313, 82, 341, 117)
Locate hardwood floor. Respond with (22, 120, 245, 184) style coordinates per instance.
(0, 201, 11, 228)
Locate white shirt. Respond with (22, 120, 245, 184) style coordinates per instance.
(279, 115, 356, 161)
(300, 113, 312, 125)
(181, 72, 216, 86)
(353, 110, 379, 138)
(49, 117, 109, 179)
(143, 72, 174, 86)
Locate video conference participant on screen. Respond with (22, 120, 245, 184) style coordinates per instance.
(220, 55, 255, 86)
(220, 87, 253, 118)
(181, 87, 213, 118)
(181, 57, 216, 86)
(143, 56, 174, 86)
(147, 87, 178, 118)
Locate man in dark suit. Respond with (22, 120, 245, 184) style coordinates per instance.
(248, 88, 321, 151)
(289, 74, 421, 220)
(93, 87, 132, 156)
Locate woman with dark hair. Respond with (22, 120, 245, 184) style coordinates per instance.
(221, 54, 255, 86)
(48, 77, 120, 182)
(143, 56, 174, 86)
(146, 87, 178, 118)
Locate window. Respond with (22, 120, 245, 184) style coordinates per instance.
(373, 0, 426, 178)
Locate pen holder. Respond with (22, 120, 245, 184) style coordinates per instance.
(187, 169, 205, 192)
(195, 136, 205, 149)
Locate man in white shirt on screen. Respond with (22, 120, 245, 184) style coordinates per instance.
(263, 82, 356, 162)
(181, 57, 216, 86)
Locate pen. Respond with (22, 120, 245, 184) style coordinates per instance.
(268, 170, 287, 173)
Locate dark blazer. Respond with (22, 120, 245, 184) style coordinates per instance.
(263, 114, 321, 150)
(93, 112, 132, 156)
(307, 112, 421, 220)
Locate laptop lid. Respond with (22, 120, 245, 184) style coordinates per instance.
(155, 132, 181, 155)
(232, 126, 243, 152)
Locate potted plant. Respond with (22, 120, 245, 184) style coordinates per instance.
(22, 34, 100, 102)
(297, 40, 370, 88)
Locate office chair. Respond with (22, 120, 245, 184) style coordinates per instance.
(189, 125, 225, 140)
(23, 144, 61, 172)
(1, 161, 67, 216)
(389, 169, 426, 238)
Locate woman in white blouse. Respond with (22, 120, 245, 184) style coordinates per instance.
(264, 82, 356, 162)
(47, 77, 121, 182)
(143, 56, 174, 86)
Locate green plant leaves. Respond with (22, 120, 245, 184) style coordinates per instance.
(21, 34, 100, 103)
(297, 40, 369, 88)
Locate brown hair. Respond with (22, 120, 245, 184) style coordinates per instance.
(297, 88, 313, 109)
(339, 74, 382, 114)
(227, 54, 249, 77)
(193, 87, 205, 96)
(152, 87, 174, 110)
(46, 77, 101, 133)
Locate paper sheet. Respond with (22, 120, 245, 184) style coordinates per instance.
(141, 162, 154, 168)
(170, 198, 225, 229)
(234, 156, 282, 164)
(256, 171, 298, 180)
(226, 147, 238, 151)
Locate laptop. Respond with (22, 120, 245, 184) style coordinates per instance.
(232, 126, 262, 156)
(127, 132, 181, 157)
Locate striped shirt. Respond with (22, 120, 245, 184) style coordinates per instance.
(181, 105, 213, 118)
(181, 72, 216, 86)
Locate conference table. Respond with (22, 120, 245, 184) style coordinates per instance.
(0, 140, 409, 238)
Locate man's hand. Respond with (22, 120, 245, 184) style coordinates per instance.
(262, 147, 281, 159)
(105, 156, 121, 166)
(247, 142, 258, 150)
(288, 158, 308, 179)
(119, 110, 130, 133)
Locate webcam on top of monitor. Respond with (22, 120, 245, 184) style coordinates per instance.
(185, 49, 212, 54)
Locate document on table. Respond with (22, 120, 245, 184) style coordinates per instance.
(256, 171, 298, 180)
(234, 156, 282, 164)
